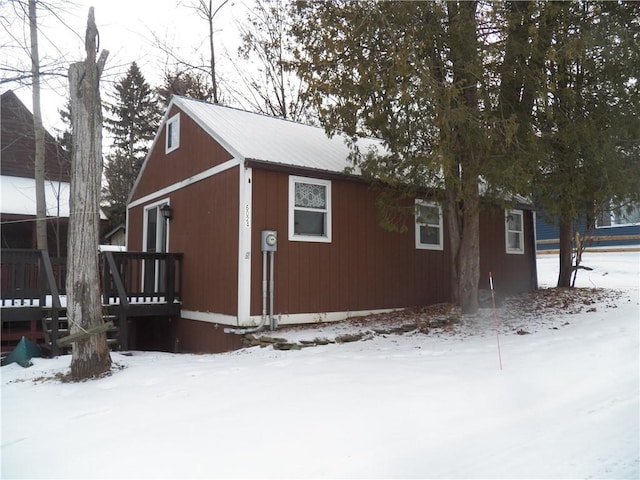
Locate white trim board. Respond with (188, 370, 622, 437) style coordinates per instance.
(243, 308, 399, 327)
(179, 308, 400, 328)
(180, 310, 238, 325)
(127, 158, 240, 210)
(237, 166, 253, 326)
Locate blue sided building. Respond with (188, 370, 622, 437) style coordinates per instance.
(536, 202, 640, 252)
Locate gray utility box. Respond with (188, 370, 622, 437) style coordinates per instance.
(261, 230, 277, 252)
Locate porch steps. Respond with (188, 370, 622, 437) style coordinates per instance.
(41, 313, 121, 355)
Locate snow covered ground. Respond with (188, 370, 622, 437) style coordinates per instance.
(1, 252, 639, 479)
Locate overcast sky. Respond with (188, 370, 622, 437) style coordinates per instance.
(2, 0, 245, 134)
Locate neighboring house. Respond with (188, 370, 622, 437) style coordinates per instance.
(102, 223, 126, 246)
(126, 96, 537, 353)
(536, 203, 640, 252)
(1, 90, 71, 255)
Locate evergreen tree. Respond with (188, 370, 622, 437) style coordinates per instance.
(291, 1, 555, 313)
(103, 62, 161, 227)
(531, 1, 640, 287)
(293, 0, 640, 303)
(56, 101, 73, 156)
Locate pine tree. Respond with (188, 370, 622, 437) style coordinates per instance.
(291, 1, 555, 313)
(532, 1, 640, 287)
(103, 62, 161, 227)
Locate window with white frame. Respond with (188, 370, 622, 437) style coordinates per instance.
(505, 209, 524, 254)
(165, 113, 180, 153)
(596, 202, 640, 228)
(289, 176, 331, 242)
(415, 200, 443, 250)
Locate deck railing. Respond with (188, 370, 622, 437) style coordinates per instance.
(101, 252, 183, 306)
(0, 249, 62, 307)
(1, 250, 184, 354)
(0, 250, 183, 309)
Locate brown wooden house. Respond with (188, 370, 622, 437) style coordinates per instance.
(127, 96, 537, 353)
(1, 90, 71, 255)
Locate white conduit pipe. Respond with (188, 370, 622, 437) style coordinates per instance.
(263, 249, 268, 326)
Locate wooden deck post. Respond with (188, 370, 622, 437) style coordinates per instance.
(40, 250, 62, 356)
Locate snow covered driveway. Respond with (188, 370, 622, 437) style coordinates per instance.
(1, 252, 638, 479)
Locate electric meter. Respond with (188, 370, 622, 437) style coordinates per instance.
(261, 230, 277, 252)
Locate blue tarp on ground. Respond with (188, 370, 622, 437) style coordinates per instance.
(1, 336, 41, 367)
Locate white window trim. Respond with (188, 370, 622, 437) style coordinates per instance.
(165, 113, 180, 154)
(142, 198, 171, 253)
(505, 209, 525, 255)
(288, 175, 332, 243)
(141, 198, 171, 292)
(415, 200, 444, 251)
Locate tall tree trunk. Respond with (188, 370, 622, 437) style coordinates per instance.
(206, 0, 230, 103)
(446, 185, 481, 314)
(446, 191, 462, 306)
(67, 7, 111, 380)
(29, 0, 47, 251)
(458, 191, 480, 313)
(208, 0, 217, 103)
(557, 215, 573, 287)
(445, 0, 481, 314)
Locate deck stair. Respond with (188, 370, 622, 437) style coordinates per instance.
(41, 309, 121, 355)
(2, 249, 183, 356)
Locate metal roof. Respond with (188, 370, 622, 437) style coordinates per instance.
(135, 97, 532, 208)
(173, 96, 384, 175)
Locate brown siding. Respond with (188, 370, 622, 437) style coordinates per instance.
(174, 318, 244, 353)
(130, 105, 234, 202)
(479, 206, 537, 295)
(250, 169, 453, 317)
(128, 166, 240, 316)
(1, 91, 70, 182)
(126, 316, 244, 354)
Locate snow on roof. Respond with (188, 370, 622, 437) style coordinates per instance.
(1, 175, 107, 219)
(173, 96, 384, 175)
(155, 98, 532, 207)
(1, 175, 70, 217)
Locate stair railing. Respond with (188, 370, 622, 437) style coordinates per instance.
(39, 250, 63, 356)
(102, 251, 131, 350)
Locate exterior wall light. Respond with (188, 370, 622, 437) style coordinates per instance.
(160, 203, 173, 221)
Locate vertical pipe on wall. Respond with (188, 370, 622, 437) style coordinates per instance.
(262, 249, 267, 326)
(269, 250, 276, 330)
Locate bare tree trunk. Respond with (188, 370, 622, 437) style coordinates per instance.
(29, 0, 47, 251)
(446, 186, 480, 314)
(444, 1, 481, 314)
(457, 192, 480, 314)
(446, 191, 461, 307)
(201, 0, 230, 103)
(208, 0, 218, 103)
(557, 215, 573, 288)
(67, 7, 111, 380)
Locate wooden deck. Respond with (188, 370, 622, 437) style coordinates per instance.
(1, 249, 183, 356)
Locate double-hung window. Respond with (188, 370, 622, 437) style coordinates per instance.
(415, 200, 443, 250)
(289, 176, 331, 242)
(505, 209, 524, 254)
(165, 113, 180, 153)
